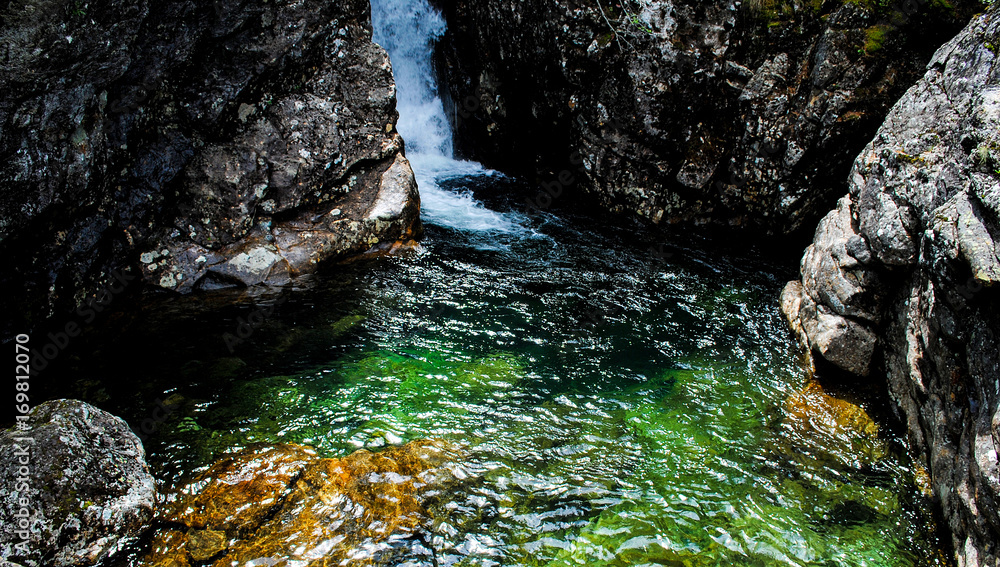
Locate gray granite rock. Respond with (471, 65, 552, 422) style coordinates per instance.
(0, 0, 420, 330)
(0, 400, 155, 567)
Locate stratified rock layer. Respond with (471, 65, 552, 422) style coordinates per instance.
(0, 0, 420, 330)
(784, 7, 1000, 565)
(0, 400, 156, 567)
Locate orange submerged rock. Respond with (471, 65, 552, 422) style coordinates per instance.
(162, 443, 318, 536)
(142, 440, 461, 567)
(783, 382, 885, 464)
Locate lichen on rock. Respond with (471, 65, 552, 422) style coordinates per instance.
(0, 400, 156, 567)
(784, 7, 1000, 565)
(0, 0, 422, 332)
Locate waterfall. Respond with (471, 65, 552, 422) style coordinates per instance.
(371, 0, 523, 234)
(370, 0, 453, 157)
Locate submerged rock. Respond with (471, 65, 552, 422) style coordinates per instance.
(785, 7, 1000, 565)
(783, 382, 886, 465)
(0, 400, 156, 567)
(161, 443, 317, 536)
(143, 440, 463, 567)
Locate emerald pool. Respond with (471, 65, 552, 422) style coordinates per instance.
(68, 167, 942, 566)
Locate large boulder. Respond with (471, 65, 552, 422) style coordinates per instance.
(0, 400, 156, 566)
(784, 6, 1000, 565)
(0, 0, 421, 333)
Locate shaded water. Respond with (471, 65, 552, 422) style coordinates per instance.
(39, 0, 945, 564)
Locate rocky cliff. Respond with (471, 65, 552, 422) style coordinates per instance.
(783, 7, 1000, 565)
(0, 0, 420, 331)
(436, 0, 976, 234)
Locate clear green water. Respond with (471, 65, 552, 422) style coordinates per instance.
(89, 171, 944, 567)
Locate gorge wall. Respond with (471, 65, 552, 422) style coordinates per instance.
(784, 7, 1000, 565)
(0, 0, 420, 332)
(2, 0, 997, 564)
(436, 0, 977, 235)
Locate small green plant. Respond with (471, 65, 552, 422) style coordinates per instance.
(984, 29, 1000, 53)
(629, 14, 654, 34)
(69, 1, 87, 17)
(971, 141, 1000, 176)
(595, 0, 657, 51)
(863, 25, 891, 53)
(973, 145, 990, 165)
(929, 0, 955, 10)
(176, 417, 202, 433)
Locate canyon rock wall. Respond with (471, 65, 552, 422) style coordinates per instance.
(0, 0, 420, 331)
(437, 0, 976, 235)
(784, 8, 1000, 565)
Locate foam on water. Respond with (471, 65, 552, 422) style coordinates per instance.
(408, 154, 523, 234)
(371, 0, 527, 236)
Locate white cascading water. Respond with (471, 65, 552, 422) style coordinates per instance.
(370, 0, 521, 234)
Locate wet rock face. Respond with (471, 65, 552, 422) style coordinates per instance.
(140, 153, 421, 293)
(142, 440, 463, 567)
(436, 0, 974, 234)
(0, 0, 420, 329)
(0, 400, 156, 567)
(784, 8, 1000, 565)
